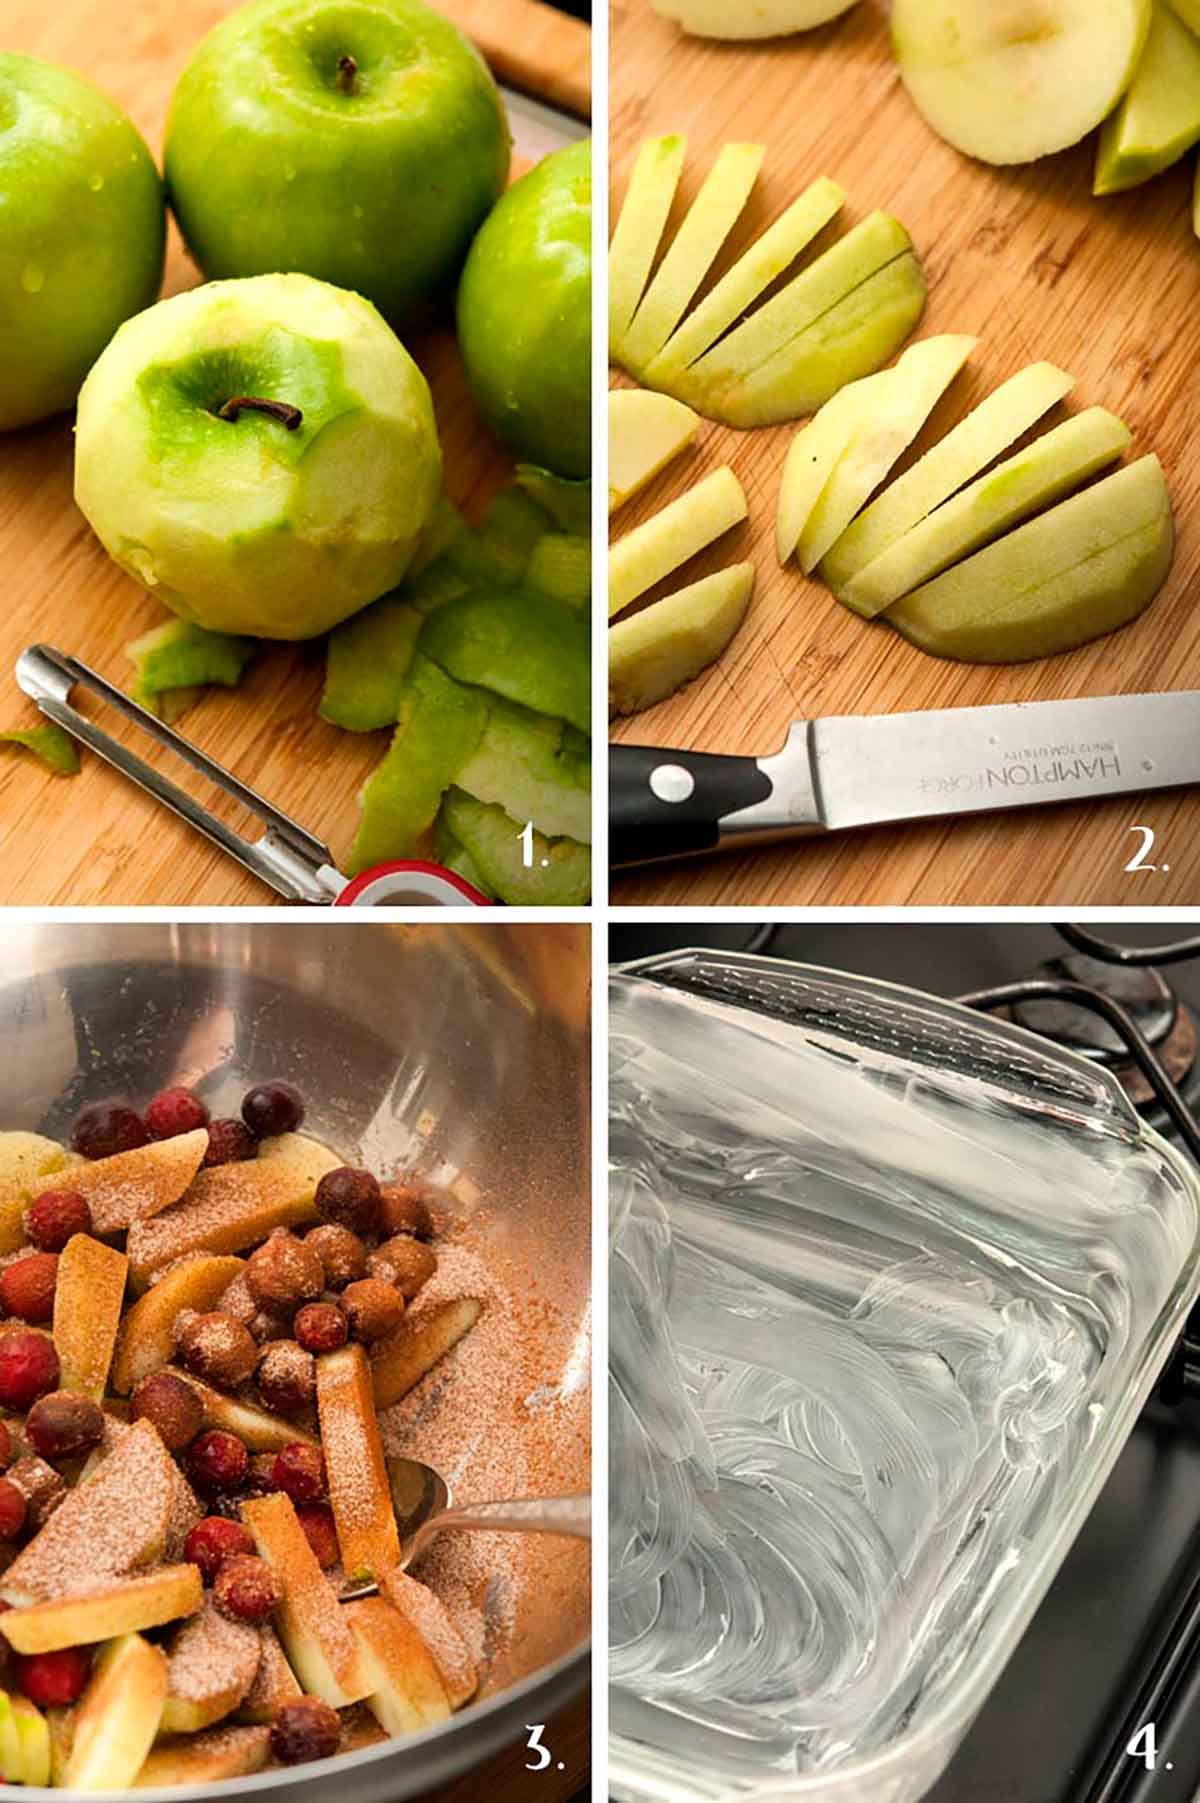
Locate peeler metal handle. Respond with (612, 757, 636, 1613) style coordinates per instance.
(17, 644, 342, 905)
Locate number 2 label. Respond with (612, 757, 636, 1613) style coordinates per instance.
(1126, 825, 1163, 874)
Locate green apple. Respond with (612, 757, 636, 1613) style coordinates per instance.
(610, 466, 747, 618)
(610, 135, 686, 351)
(797, 333, 976, 571)
(1096, 2, 1200, 192)
(164, 0, 509, 325)
(820, 360, 1075, 594)
(892, 0, 1151, 165)
(609, 562, 755, 716)
(888, 454, 1173, 662)
(845, 407, 1131, 615)
(74, 272, 441, 640)
(649, 0, 859, 32)
(644, 176, 845, 385)
(457, 139, 592, 479)
(619, 142, 765, 375)
(679, 213, 926, 427)
(0, 55, 164, 432)
(609, 389, 700, 512)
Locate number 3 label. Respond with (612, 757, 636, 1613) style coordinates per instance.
(525, 1724, 551, 1771)
(1126, 825, 1159, 873)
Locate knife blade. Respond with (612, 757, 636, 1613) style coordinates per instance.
(609, 692, 1200, 870)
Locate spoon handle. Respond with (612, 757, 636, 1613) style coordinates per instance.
(409, 1493, 591, 1564)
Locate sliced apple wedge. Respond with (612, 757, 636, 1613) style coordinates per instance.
(345, 1598, 451, 1737)
(65, 1634, 167, 1792)
(0, 1133, 81, 1254)
(1096, 2, 1200, 192)
(11, 1695, 50, 1786)
(797, 334, 976, 571)
(161, 1602, 261, 1734)
(646, 176, 846, 385)
(820, 361, 1075, 594)
(650, 0, 859, 34)
(167, 1368, 318, 1452)
(0, 1565, 202, 1653)
(701, 247, 928, 428)
(609, 390, 700, 513)
(133, 1725, 270, 1787)
(610, 135, 687, 352)
(845, 406, 1133, 615)
(34, 1129, 207, 1235)
(53, 1235, 127, 1399)
(0, 1691, 25, 1781)
(888, 454, 1173, 661)
(776, 375, 879, 563)
(892, 0, 1152, 166)
(1171, 0, 1200, 30)
(236, 1624, 301, 1723)
(681, 212, 921, 415)
(621, 143, 765, 375)
(316, 1345, 400, 1582)
(111, 1253, 244, 1394)
(3, 1418, 178, 1604)
(372, 1298, 483, 1410)
(379, 1569, 477, 1708)
(242, 1492, 368, 1708)
(609, 564, 755, 716)
(610, 467, 746, 619)
(126, 1132, 341, 1289)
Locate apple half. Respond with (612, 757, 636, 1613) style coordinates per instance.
(649, 0, 859, 35)
(892, 0, 1152, 165)
(609, 390, 700, 512)
(609, 467, 747, 618)
(1097, 2, 1200, 192)
(795, 333, 977, 572)
(821, 361, 1075, 596)
(609, 563, 755, 716)
(844, 406, 1132, 615)
(887, 455, 1173, 661)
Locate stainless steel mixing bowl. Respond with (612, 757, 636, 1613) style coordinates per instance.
(0, 920, 591, 1802)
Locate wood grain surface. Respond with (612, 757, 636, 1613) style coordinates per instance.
(438, 0, 591, 118)
(609, 0, 1200, 907)
(0, 0, 588, 906)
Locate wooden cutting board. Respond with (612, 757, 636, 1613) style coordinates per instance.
(609, 0, 1200, 907)
(0, 0, 589, 905)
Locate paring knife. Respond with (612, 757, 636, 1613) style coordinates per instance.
(610, 693, 1200, 870)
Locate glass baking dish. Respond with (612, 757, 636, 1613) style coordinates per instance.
(609, 950, 1200, 1803)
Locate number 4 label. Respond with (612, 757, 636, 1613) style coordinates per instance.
(1127, 1721, 1160, 1771)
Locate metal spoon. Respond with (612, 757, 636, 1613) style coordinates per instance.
(340, 1456, 591, 1600)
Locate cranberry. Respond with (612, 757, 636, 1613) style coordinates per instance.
(203, 1118, 258, 1168)
(342, 1277, 403, 1343)
(241, 1082, 305, 1140)
(25, 1392, 104, 1462)
(314, 1167, 380, 1237)
(131, 1371, 204, 1451)
(255, 1342, 315, 1415)
(371, 1236, 436, 1299)
(70, 1103, 146, 1161)
(187, 1430, 249, 1497)
(296, 1503, 339, 1570)
(272, 1442, 325, 1505)
(0, 1254, 58, 1324)
(0, 1479, 26, 1540)
(25, 1190, 92, 1254)
(245, 1231, 323, 1314)
(378, 1181, 435, 1241)
(246, 1452, 282, 1496)
(270, 1697, 342, 1765)
(0, 1422, 12, 1472)
(0, 1330, 59, 1411)
(16, 1647, 90, 1708)
(293, 1302, 347, 1356)
(304, 1224, 367, 1290)
(184, 1515, 254, 1584)
(144, 1086, 210, 1140)
(213, 1554, 280, 1624)
(7, 1456, 65, 1527)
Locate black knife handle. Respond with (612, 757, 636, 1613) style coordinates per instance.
(609, 744, 773, 869)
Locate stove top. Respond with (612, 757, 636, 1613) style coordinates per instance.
(608, 925, 1200, 1803)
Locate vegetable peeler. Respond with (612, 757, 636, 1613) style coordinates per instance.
(16, 645, 489, 907)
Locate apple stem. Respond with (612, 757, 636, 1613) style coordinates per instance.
(336, 54, 358, 95)
(216, 396, 303, 431)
